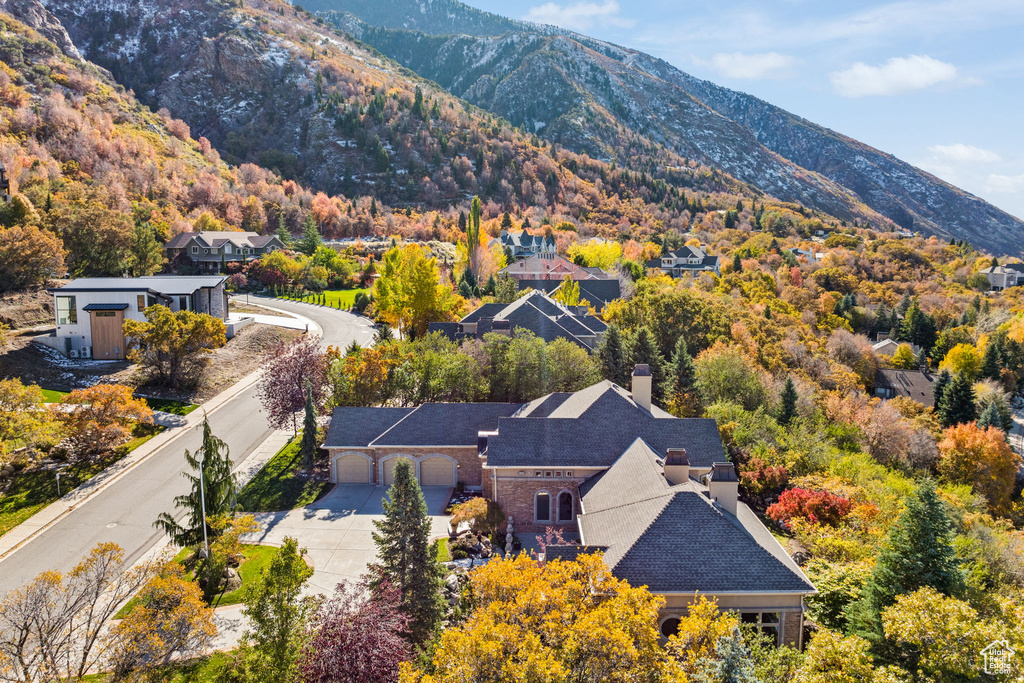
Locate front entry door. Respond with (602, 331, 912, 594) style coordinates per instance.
(90, 310, 126, 360)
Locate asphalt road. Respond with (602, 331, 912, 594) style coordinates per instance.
(0, 300, 375, 596)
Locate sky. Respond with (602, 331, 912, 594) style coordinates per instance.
(460, 0, 1024, 220)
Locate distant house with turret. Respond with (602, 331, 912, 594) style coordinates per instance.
(493, 229, 556, 258)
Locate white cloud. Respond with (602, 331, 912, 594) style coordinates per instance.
(830, 55, 959, 97)
(707, 52, 798, 80)
(525, 0, 635, 31)
(928, 143, 1002, 164)
(986, 174, 1024, 194)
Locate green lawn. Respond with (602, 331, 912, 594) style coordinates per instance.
(435, 537, 451, 563)
(0, 425, 164, 538)
(279, 288, 369, 309)
(236, 435, 333, 512)
(138, 396, 200, 416)
(40, 388, 69, 402)
(84, 651, 233, 682)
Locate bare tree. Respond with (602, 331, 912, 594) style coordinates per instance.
(0, 543, 157, 682)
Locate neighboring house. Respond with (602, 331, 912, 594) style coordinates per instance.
(492, 230, 556, 258)
(164, 231, 284, 272)
(46, 276, 228, 360)
(428, 290, 607, 349)
(515, 279, 622, 313)
(980, 264, 1024, 292)
(790, 248, 825, 263)
(874, 368, 935, 407)
(646, 246, 721, 277)
(871, 338, 919, 357)
(323, 367, 815, 646)
(499, 253, 611, 282)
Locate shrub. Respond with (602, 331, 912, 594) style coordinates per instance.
(767, 487, 852, 528)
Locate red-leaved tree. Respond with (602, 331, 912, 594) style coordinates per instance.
(256, 336, 327, 433)
(299, 581, 411, 683)
(767, 487, 852, 528)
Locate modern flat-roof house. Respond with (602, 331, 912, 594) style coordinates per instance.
(646, 246, 721, 277)
(492, 230, 556, 258)
(164, 231, 284, 272)
(874, 368, 935, 407)
(428, 291, 607, 349)
(980, 264, 1024, 292)
(46, 276, 228, 360)
(323, 366, 814, 646)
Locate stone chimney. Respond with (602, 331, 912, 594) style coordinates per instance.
(631, 364, 652, 411)
(664, 448, 690, 485)
(707, 462, 739, 516)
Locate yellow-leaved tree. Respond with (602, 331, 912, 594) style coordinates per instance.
(399, 553, 688, 682)
(374, 244, 463, 338)
(123, 305, 227, 390)
(938, 343, 981, 380)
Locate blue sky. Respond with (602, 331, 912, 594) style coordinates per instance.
(461, 0, 1024, 220)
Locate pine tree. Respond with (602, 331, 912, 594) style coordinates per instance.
(778, 377, 798, 426)
(731, 252, 742, 273)
(898, 300, 936, 350)
(276, 213, 291, 248)
(764, 304, 772, 320)
(299, 383, 318, 471)
(977, 400, 1002, 431)
(484, 274, 497, 296)
(298, 214, 321, 256)
(155, 418, 237, 548)
(932, 369, 951, 408)
(500, 211, 513, 230)
(668, 337, 698, 400)
(369, 460, 444, 644)
(694, 630, 758, 683)
(628, 327, 667, 405)
(915, 347, 929, 371)
(848, 479, 963, 660)
(980, 342, 1001, 380)
(374, 323, 395, 346)
(466, 196, 482, 277)
(937, 372, 977, 427)
(597, 324, 629, 387)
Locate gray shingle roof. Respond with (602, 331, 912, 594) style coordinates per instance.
(516, 392, 573, 417)
(53, 276, 227, 295)
(324, 407, 415, 448)
(460, 303, 506, 325)
(372, 402, 524, 446)
(875, 369, 935, 407)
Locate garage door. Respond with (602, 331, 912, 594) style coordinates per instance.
(420, 457, 456, 486)
(334, 455, 370, 484)
(382, 458, 414, 486)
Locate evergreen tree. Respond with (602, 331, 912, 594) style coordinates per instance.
(276, 213, 291, 248)
(668, 337, 698, 400)
(297, 214, 321, 256)
(466, 196, 482, 277)
(937, 372, 977, 427)
(915, 347, 929, 371)
(932, 369, 951, 408)
(299, 383, 318, 471)
(369, 460, 445, 644)
(847, 480, 963, 661)
(898, 300, 937, 351)
(483, 274, 497, 297)
(412, 86, 426, 119)
(980, 342, 1001, 380)
(239, 537, 314, 683)
(493, 274, 518, 303)
(628, 327, 667, 405)
(694, 630, 758, 683)
(976, 400, 1002, 432)
(374, 323, 395, 346)
(763, 304, 772, 320)
(597, 324, 629, 387)
(154, 418, 237, 548)
(731, 252, 742, 273)
(500, 211, 513, 230)
(778, 377, 798, 426)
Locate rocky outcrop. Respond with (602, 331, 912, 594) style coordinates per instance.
(1, 0, 80, 58)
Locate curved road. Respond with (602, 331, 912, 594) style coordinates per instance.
(0, 300, 374, 595)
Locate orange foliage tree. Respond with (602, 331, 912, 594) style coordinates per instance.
(938, 423, 1021, 515)
(59, 385, 153, 458)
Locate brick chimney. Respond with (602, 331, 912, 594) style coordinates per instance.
(664, 448, 690, 485)
(631, 364, 651, 411)
(707, 462, 739, 516)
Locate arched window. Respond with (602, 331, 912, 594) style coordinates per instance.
(660, 618, 680, 638)
(535, 492, 551, 522)
(558, 491, 574, 522)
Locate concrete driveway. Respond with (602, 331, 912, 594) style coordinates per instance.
(243, 484, 452, 595)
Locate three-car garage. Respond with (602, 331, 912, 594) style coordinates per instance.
(332, 453, 457, 487)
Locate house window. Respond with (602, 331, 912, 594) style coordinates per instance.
(535, 492, 551, 522)
(148, 296, 158, 307)
(178, 296, 190, 311)
(660, 618, 680, 638)
(557, 492, 574, 522)
(56, 296, 77, 325)
(565, 471, 573, 478)
(741, 612, 780, 644)
(204, 249, 209, 254)
(191, 246, 198, 254)
(535, 471, 543, 478)
(137, 294, 146, 311)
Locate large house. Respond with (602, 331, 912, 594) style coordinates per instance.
(164, 231, 284, 272)
(874, 368, 935, 407)
(980, 264, 1024, 291)
(498, 254, 621, 312)
(428, 291, 607, 349)
(45, 276, 228, 359)
(646, 246, 721, 277)
(493, 230, 556, 258)
(323, 367, 815, 646)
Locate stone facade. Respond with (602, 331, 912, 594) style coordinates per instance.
(193, 283, 228, 320)
(490, 474, 584, 534)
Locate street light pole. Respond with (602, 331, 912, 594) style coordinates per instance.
(56, 471, 61, 498)
(197, 452, 209, 559)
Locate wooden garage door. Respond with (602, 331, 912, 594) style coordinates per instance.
(382, 457, 413, 486)
(334, 455, 369, 484)
(420, 457, 455, 486)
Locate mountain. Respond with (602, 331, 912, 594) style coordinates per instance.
(315, 0, 1024, 255)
